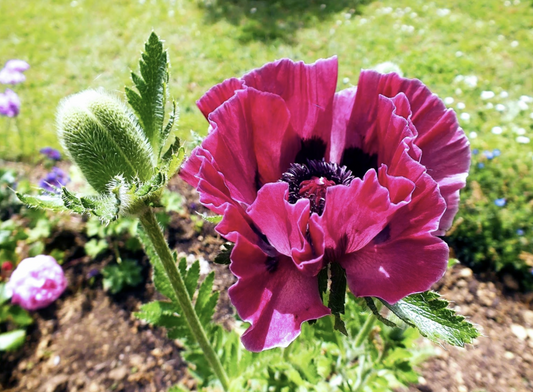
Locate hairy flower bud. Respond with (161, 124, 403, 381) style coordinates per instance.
(57, 89, 155, 193)
(6, 255, 67, 311)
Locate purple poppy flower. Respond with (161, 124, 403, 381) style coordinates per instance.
(0, 89, 21, 117)
(181, 58, 470, 351)
(40, 147, 62, 161)
(38, 167, 70, 193)
(0, 59, 30, 85)
(6, 255, 67, 311)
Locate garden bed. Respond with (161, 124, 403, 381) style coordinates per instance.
(1, 176, 533, 392)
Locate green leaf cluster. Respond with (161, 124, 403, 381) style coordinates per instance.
(0, 282, 33, 352)
(102, 259, 143, 294)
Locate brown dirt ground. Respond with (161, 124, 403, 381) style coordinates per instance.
(1, 172, 533, 392)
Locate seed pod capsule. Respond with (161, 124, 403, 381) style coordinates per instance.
(57, 89, 155, 193)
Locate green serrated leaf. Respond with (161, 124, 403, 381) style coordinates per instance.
(196, 212, 223, 224)
(380, 291, 480, 347)
(160, 101, 178, 158)
(127, 31, 168, 152)
(135, 301, 180, 327)
(0, 329, 26, 351)
(184, 260, 200, 298)
(137, 226, 176, 302)
(214, 243, 233, 265)
(16, 192, 67, 212)
(364, 297, 397, 328)
(61, 188, 85, 213)
(80, 194, 120, 223)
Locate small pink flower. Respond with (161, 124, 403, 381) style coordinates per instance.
(0, 89, 21, 117)
(6, 255, 67, 311)
(181, 58, 470, 351)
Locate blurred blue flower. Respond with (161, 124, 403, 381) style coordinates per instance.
(494, 198, 506, 207)
(492, 149, 501, 157)
(0, 59, 30, 85)
(483, 150, 494, 160)
(38, 167, 70, 193)
(477, 162, 485, 169)
(40, 147, 62, 161)
(0, 89, 21, 117)
(517, 229, 525, 236)
(472, 148, 479, 155)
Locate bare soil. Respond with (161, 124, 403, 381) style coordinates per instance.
(1, 174, 533, 392)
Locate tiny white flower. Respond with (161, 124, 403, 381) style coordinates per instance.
(504, 1, 511, 6)
(515, 127, 526, 135)
(516, 136, 530, 144)
(498, 34, 506, 41)
(518, 100, 529, 111)
(457, 102, 466, 110)
(454, 75, 464, 83)
(464, 75, 478, 88)
(444, 97, 454, 105)
(436, 8, 450, 16)
(481, 91, 495, 99)
(495, 104, 506, 111)
(520, 95, 533, 103)
(469, 131, 478, 139)
(455, 51, 464, 57)
(342, 77, 350, 84)
(460, 113, 471, 121)
(455, 88, 463, 95)
(530, 112, 533, 120)
(500, 91, 509, 98)
(486, 103, 494, 109)
(514, 0, 520, 4)
(511, 40, 519, 48)
(491, 126, 503, 134)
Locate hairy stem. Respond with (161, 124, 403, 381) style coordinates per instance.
(353, 312, 376, 348)
(138, 209, 229, 391)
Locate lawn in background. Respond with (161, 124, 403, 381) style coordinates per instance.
(1, 0, 532, 161)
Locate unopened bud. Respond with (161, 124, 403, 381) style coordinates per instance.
(57, 89, 155, 193)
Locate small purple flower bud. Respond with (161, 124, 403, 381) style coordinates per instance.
(472, 148, 479, 155)
(6, 255, 67, 311)
(0, 89, 21, 117)
(40, 147, 62, 160)
(477, 162, 485, 169)
(492, 149, 501, 157)
(38, 167, 70, 193)
(483, 150, 494, 160)
(517, 229, 525, 236)
(494, 198, 506, 207)
(0, 59, 30, 85)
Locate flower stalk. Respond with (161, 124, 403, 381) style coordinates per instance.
(138, 208, 230, 391)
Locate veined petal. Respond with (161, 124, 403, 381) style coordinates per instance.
(352, 70, 470, 234)
(203, 88, 300, 204)
(229, 234, 330, 352)
(329, 87, 357, 164)
(197, 77, 244, 119)
(320, 169, 411, 258)
(242, 57, 338, 143)
(341, 170, 448, 303)
(340, 234, 448, 304)
(247, 182, 325, 276)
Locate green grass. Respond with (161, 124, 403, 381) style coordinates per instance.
(1, 0, 533, 160)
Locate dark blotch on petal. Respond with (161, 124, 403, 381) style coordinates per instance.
(265, 256, 278, 273)
(341, 147, 378, 179)
(295, 137, 327, 163)
(373, 225, 390, 245)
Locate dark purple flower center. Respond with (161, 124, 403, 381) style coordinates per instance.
(281, 159, 355, 215)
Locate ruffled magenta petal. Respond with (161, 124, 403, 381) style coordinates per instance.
(320, 169, 411, 258)
(196, 77, 244, 119)
(352, 70, 470, 233)
(247, 182, 325, 276)
(228, 234, 330, 352)
(242, 57, 338, 143)
(340, 234, 448, 304)
(341, 169, 448, 303)
(329, 87, 357, 164)
(203, 87, 300, 204)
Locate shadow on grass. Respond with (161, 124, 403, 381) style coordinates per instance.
(197, 0, 375, 43)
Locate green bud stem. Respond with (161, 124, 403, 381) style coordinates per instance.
(138, 209, 229, 391)
(353, 310, 377, 348)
